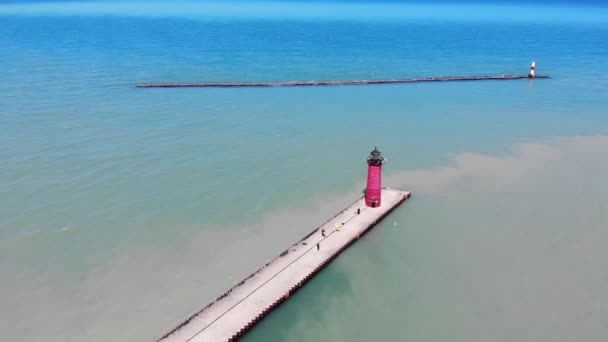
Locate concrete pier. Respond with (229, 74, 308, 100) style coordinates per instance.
(157, 188, 411, 342)
(137, 75, 548, 88)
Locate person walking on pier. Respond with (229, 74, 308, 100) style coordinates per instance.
(317, 243, 320, 251)
(321, 229, 325, 237)
(356, 208, 361, 215)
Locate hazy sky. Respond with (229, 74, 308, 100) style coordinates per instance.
(1, 0, 606, 5)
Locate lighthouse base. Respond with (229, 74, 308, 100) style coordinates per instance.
(157, 188, 412, 342)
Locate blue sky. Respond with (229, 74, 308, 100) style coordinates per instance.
(1, 0, 606, 4)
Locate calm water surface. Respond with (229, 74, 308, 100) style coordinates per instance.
(1, 2, 608, 341)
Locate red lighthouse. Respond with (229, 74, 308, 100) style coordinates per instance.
(366, 147, 384, 208)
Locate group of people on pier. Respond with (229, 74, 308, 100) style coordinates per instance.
(316, 207, 362, 251)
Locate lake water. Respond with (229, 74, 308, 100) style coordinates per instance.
(1, 1, 608, 341)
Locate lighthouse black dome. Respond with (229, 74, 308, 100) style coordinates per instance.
(367, 146, 384, 166)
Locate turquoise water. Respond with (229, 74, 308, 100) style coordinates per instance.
(1, 2, 608, 341)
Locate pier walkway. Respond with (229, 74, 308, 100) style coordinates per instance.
(137, 75, 548, 88)
(157, 188, 411, 342)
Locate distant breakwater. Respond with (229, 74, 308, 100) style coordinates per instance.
(136, 75, 549, 88)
